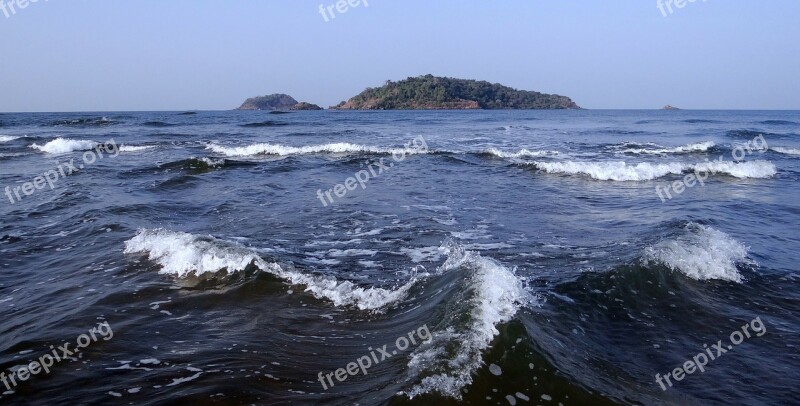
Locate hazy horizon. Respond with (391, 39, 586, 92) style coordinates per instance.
(1, 0, 798, 112)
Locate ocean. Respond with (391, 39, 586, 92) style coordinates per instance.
(0, 110, 798, 405)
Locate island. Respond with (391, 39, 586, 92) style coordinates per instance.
(662, 105, 681, 110)
(236, 94, 322, 111)
(329, 75, 580, 110)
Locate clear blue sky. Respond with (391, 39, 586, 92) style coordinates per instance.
(1, 0, 798, 111)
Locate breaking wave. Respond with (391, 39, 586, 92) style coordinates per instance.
(527, 160, 777, 181)
(120, 145, 157, 152)
(0, 135, 21, 143)
(206, 142, 429, 157)
(123, 229, 421, 311)
(771, 147, 800, 156)
(483, 148, 560, 159)
(616, 141, 715, 155)
(642, 223, 750, 283)
(404, 242, 531, 399)
(30, 138, 98, 154)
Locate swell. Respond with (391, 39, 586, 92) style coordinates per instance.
(44, 117, 119, 127)
(143, 121, 177, 127)
(240, 121, 290, 128)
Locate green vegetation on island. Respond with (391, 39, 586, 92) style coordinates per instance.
(330, 75, 580, 110)
(237, 94, 321, 111)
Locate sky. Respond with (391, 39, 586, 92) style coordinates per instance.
(0, 0, 798, 112)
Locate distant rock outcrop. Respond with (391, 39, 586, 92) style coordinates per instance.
(330, 75, 580, 110)
(237, 94, 324, 111)
(237, 94, 299, 110)
(290, 102, 323, 111)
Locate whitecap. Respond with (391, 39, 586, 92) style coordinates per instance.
(405, 243, 531, 399)
(206, 142, 429, 157)
(119, 145, 157, 152)
(529, 160, 777, 181)
(484, 148, 559, 159)
(771, 146, 800, 156)
(530, 161, 686, 181)
(643, 223, 750, 283)
(617, 141, 715, 155)
(0, 135, 21, 143)
(30, 138, 97, 154)
(123, 229, 421, 311)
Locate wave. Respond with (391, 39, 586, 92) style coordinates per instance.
(207, 142, 430, 157)
(482, 148, 559, 159)
(771, 147, 800, 156)
(46, 117, 118, 127)
(643, 223, 749, 283)
(692, 160, 777, 178)
(240, 121, 289, 128)
(526, 160, 776, 181)
(616, 141, 715, 155)
(0, 135, 21, 143)
(759, 120, 798, 126)
(123, 229, 421, 311)
(30, 138, 97, 154)
(684, 119, 722, 124)
(143, 121, 176, 128)
(119, 145, 157, 152)
(404, 242, 531, 399)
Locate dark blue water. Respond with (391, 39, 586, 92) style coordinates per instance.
(0, 110, 798, 405)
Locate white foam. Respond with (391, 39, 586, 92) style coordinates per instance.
(772, 147, 800, 156)
(405, 243, 530, 399)
(531, 161, 686, 181)
(643, 223, 749, 283)
(691, 160, 777, 179)
(124, 229, 420, 311)
(120, 145, 156, 152)
(530, 160, 777, 181)
(618, 141, 715, 155)
(30, 138, 97, 154)
(0, 135, 21, 143)
(485, 148, 559, 159)
(207, 142, 429, 157)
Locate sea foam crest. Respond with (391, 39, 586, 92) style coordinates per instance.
(206, 142, 429, 157)
(0, 135, 21, 143)
(529, 160, 777, 181)
(484, 147, 559, 159)
(123, 229, 419, 311)
(618, 141, 715, 155)
(772, 147, 800, 156)
(119, 145, 157, 152)
(404, 242, 530, 399)
(643, 223, 750, 283)
(30, 138, 97, 154)
(530, 161, 686, 181)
